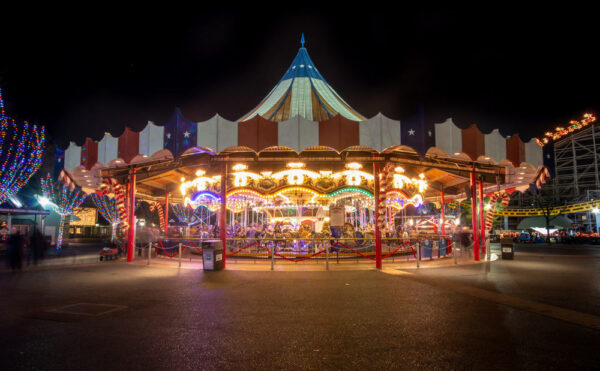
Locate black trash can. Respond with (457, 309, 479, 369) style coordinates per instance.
(500, 237, 514, 260)
(202, 240, 224, 271)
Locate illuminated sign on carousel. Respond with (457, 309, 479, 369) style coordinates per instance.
(178, 162, 428, 212)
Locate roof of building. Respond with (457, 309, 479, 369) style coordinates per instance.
(239, 34, 366, 122)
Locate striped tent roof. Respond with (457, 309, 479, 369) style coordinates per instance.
(239, 35, 366, 122)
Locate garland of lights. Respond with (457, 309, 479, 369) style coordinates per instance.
(40, 173, 86, 249)
(0, 88, 46, 204)
(536, 113, 596, 146)
(90, 193, 120, 241)
(149, 202, 165, 231)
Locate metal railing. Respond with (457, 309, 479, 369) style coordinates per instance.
(138, 235, 468, 270)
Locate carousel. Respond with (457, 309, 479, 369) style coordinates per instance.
(79, 36, 543, 267)
(101, 144, 524, 267)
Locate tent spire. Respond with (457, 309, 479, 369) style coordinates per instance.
(300, 33, 305, 48)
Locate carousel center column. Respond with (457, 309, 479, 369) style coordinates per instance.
(219, 161, 227, 268)
(373, 156, 382, 269)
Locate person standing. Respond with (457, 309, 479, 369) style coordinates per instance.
(29, 230, 47, 265)
(7, 229, 25, 270)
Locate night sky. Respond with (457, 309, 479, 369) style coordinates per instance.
(1, 5, 598, 149)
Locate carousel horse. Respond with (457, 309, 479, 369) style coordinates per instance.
(342, 222, 366, 246)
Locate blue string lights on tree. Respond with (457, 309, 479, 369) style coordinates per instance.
(40, 173, 86, 249)
(0, 88, 46, 204)
(90, 193, 120, 241)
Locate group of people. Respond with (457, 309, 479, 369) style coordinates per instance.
(3, 228, 49, 270)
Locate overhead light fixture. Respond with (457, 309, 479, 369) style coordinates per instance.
(346, 162, 362, 170)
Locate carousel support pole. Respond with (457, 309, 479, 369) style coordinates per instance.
(478, 180, 486, 256)
(441, 189, 446, 239)
(164, 192, 169, 237)
(470, 169, 480, 261)
(127, 169, 136, 262)
(326, 242, 329, 270)
(220, 162, 227, 268)
(387, 206, 392, 234)
(373, 158, 383, 269)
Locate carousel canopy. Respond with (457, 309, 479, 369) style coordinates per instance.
(102, 146, 511, 204)
(239, 34, 366, 123)
(61, 36, 545, 196)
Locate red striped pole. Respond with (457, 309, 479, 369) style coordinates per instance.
(373, 158, 382, 269)
(164, 193, 169, 237)
(441, 190, 445, 239)
(470, 170, 479, 261)
(479, 180, 485, 255)
(220, 161, 227, 268)
(127, 168, 136, 262)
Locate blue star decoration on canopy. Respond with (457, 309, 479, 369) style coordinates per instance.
(400, 105, 434, 157)
(163, 107, 197, 158)
(53, 144, 65, 179)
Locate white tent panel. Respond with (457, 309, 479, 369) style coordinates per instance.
(197, 116, 218, 151)
(216, 115, 238, 152)
(380, 114, 401, 149)
(298, 116, 319, 151)
(290, 78, 313, 121)
(97, 133, 118, 165)
(64, 142, 82, 171)
(525, 139, 543, 168)
(359, 113, 401, 152)
(139, 121, 164, 156)
(311, 79, 363, 122)
(434, 118, 462, 155)
(247, 79, 293, 120)
(278, 115, 318, 152)
(484, 129, 506, 163)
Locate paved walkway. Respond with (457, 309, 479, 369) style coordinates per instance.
(1, 250, 597, 370)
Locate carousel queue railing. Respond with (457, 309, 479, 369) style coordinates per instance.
(145, 234, 456, 265)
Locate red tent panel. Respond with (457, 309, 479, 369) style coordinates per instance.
(81, 138, 98, 170)
(506, 133, 525, 166)
(461, 124, 485, 160)
(118, 127, 140, 163)
(318, 115, 359, 151)
(238, 116, 278, 152)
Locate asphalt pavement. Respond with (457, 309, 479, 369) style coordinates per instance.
(0, 245, 598, 370)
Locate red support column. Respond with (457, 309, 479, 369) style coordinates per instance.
(470, 170, 480, 261)
(127, 169, 136, 262)
(373, 159, 382, 269)
(220, 162, 227, 268)
(440, 190, 445, 239)
(478, 180, 486, 255)
(164, 192, 169, 237)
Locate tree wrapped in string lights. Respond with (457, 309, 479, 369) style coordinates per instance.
(90, 193, 120, 241)
(40, 173, 86, 248)
(0, 88, 46, 204)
